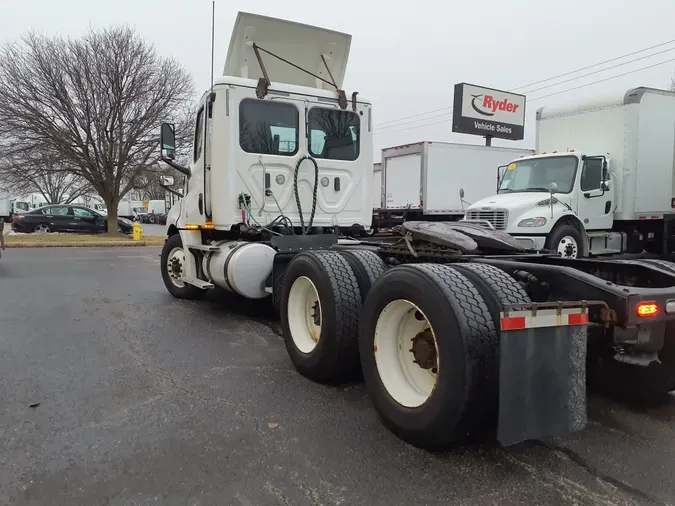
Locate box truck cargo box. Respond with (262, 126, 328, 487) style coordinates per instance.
(372, 142, 533, 232)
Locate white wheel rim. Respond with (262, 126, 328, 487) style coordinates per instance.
(35, 225, 49, 233)
(557, 235, 579, 258)
(287, 276, 322, 354)
(167, 247, 185, 288)
(374, 300, 438, 408)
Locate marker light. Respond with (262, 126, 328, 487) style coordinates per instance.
(637, 302, 658, 317)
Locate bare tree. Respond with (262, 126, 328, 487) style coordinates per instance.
(0, 26, 194, 233)
(0, 152, 91, 205)
(127, 164, 174, 201)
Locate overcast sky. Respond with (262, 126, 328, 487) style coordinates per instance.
(2, 0, 674, 160)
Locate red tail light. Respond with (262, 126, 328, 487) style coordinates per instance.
(637, 302, 658, 317)
(13, 215, 24, 221)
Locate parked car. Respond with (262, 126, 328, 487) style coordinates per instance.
(11, 204, 134, 234)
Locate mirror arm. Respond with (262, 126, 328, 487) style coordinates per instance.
(160, 183, 183, 197)
(161, 157, 190, 177)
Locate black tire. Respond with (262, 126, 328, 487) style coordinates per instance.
(160, 234, 206, 300)
(280, 251, 362, 383)
(545, 224, 584, 258)
(449, 262, 531, 342)
(359, 263, 497, 448)
(587, 258, 675, 398)
(33, 223, 52, 233)
(338, 249, 387, 301)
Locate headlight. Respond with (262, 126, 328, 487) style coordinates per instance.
(518, 217, 547, 227)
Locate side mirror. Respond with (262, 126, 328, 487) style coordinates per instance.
(160, 123, 176, 160)
(161, 175, 175, 187)
(459, 188, 465, 199)
(549, 182, 558, 194)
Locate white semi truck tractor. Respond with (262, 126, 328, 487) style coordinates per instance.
(158, 13, 675, 449)
(464, 87, 675, 259)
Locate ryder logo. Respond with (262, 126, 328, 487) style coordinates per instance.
(453, 82, 526, 141)
(470, 94, 521, 117)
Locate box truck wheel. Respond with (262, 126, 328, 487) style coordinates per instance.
(281, 251, 362, 383)
(358, 264, 497, 448)
(160, 234, 206, 300)
(545, 224, 583, 259)
(338, 249, 387, 301)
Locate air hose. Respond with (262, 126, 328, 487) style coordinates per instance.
(293, 155, 319, 235)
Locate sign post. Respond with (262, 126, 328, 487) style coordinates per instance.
(452, 83, 526, 144)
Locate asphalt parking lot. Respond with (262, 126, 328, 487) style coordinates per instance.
(2, 247, 675, 505)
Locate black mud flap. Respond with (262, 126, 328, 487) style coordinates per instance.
(497, 311, 589, 446)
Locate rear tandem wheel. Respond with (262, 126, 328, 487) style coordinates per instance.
(280, 251, 362, 383)
(358, 263, 501, 448)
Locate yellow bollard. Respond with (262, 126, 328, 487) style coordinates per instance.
(132, 221, 143, 241)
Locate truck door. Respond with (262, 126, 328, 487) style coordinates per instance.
(576, 157, 614, 230)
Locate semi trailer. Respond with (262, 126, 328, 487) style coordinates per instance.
(464, 87, 675, 259)
(158, 12, 675, 449)
(372, 141, 534, 233)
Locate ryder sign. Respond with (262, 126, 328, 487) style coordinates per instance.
(452, 83, 526, 141)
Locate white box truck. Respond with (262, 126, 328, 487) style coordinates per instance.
(463, 86, 675, 259)
(0, 194, 10, 218)
(373, 141, 533, 232)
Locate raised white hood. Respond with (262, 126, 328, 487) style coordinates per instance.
(224, 12, 352, 90)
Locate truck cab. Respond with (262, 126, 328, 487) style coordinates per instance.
(159, 12, 372, 293)
(465, 150, 612, 257)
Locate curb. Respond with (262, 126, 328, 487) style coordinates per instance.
(6, 241, 164, 248)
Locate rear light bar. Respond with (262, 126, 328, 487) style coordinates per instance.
(500, 309, 588, 331)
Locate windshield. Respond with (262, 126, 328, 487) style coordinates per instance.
(498, 155, 579, 194)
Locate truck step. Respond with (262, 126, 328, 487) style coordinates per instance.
(182, 276, 215, 289)
(188, 244, 220, 252)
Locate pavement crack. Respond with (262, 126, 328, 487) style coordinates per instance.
(533, 441, 668, 505)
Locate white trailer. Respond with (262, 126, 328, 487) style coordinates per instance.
(373, 162, 383, 209)
(0, 194, 10, 218)
(374, 142, 533, 231)
(464, 87, 675, 259)
(153, 12, 675, 449)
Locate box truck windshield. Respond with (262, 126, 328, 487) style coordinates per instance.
(498, 155, 577, 194)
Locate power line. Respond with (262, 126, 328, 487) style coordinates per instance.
(514, 38, 675, 91)
(373, 38, 675, 131)
(523, 46, 675, 95)
(529, 56, 675, 102)
(374, 56, 675, 135)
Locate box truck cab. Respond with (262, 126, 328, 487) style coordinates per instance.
(463, 87, 675, 258)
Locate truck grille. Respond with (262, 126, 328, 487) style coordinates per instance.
(464, 210, 508, 230)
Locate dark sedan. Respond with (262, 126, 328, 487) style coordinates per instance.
(11, 204, 134, 234)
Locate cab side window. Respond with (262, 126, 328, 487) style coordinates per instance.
(580, 158, 603, 191)
(194, 107, 205, 162)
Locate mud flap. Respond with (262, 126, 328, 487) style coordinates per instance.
(497, 308, 589, 446)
